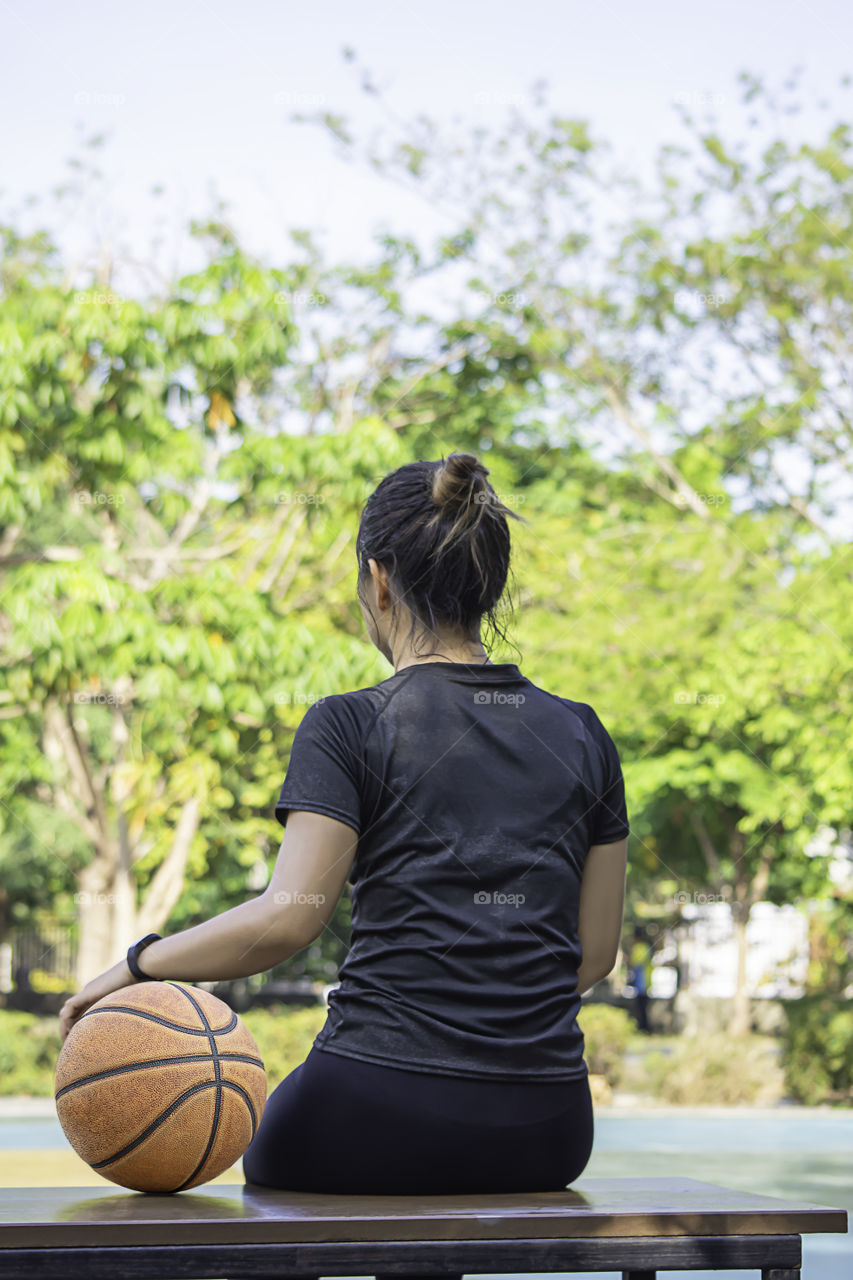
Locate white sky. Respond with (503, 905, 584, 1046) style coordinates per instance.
(3, 0, 852, 273)
(2, 0, 851, 535)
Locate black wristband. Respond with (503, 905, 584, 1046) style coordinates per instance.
(127, 933, 163, 981)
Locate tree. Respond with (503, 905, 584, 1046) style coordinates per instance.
(285, 60, 853, 1029)
(0, 164, 400, 982)
(2, 73, 850, 1033)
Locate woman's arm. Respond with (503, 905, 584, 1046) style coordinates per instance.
(142, 809, 358, 981)
(58, 895, 301, 1043)
(576, 836, 628, 995)
(131, 893, 304, 983)
(59, 810, 358, 1042)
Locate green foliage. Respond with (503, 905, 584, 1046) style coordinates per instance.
(2, 76, 853, 1002)
(230, 1006, 328, 1089)
(577, 1002, 635, 1086)
(641, 1033, 785, 1105)
(0, 1013, 62, 1096)
(804, 901, 853, 995)
(0, 1005, 328, 1097)
(4, 1001, 850, 1109)
(779, 996, 853, 1104)
(296, 67, 853, 941)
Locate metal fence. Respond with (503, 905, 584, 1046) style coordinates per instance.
(0, 923, 76, 993)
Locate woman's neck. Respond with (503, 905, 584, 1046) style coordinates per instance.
(394, 643, 491, 672)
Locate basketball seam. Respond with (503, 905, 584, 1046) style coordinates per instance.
(170, 984, 224, 1192)
(54, 1052, 264, 1100)
(90, 1079, 259, 1170)
(79, 1004, 237, 1036)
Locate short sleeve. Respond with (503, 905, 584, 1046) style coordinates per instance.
(587, 709, 630, 844)
(275, 696, 362, 836)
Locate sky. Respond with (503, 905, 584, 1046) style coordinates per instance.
(3, 0, 852, 274)
(2, 0, 852, 533)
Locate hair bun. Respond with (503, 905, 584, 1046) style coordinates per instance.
(432, 452, 490, 512)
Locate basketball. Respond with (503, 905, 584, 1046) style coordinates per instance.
(54, 981, 267, 1193)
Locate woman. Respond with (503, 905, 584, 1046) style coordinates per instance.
(627, 924, 654, 1033)
(60, 451, 630, 1201)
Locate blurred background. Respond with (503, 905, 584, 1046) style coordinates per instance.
(0, 1, 851, 1275)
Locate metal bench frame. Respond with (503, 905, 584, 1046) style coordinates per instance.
(0, 1176, 846, 1280)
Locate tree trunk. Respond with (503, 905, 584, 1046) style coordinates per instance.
(727, 825, 766, 1038)
(108, 703, 138, 969)
(74, 794, 204, 986)
(75, 848, 119, 984)
(44, 695, 206, 986)
(730, 903, 751, 1036)
(688, 810, 750, 1031)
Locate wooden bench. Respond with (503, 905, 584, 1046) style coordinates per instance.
(0, 1176, 846, 1280)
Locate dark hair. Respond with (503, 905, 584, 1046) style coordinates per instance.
(356, 452, 529, 660)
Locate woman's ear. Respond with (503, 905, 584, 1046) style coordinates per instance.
(369, 558, 392, 611)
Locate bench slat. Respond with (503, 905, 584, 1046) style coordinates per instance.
(0, 1178, 845, 1249)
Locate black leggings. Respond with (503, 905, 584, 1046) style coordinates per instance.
(242, 1045, 594, 1194)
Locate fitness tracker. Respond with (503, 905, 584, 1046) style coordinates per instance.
(126, 932, 163, 981)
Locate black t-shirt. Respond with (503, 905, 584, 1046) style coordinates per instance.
(275, 660, 630, 1082)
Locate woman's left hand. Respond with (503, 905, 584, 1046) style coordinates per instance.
(59, 958, 139, 1045)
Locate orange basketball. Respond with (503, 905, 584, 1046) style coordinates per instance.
(54, 981, 267, 1193)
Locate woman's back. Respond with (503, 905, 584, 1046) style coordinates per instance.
(275, 658, 630, 1083)
(245, 450, 628, 1193)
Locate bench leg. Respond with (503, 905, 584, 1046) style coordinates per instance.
(376, 1273, 464, 1280)
(623, 1271, 656, 1280)
(762, 1271, 801, 1280)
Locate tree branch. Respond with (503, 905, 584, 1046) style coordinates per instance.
(747, 838, 775, 910)
(42, 701, 104, 847)
(688, 809, 725, 888)
(599, 378, 712, 520)
(135, 794, 203, 935)
(261, 503, 309, 596)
